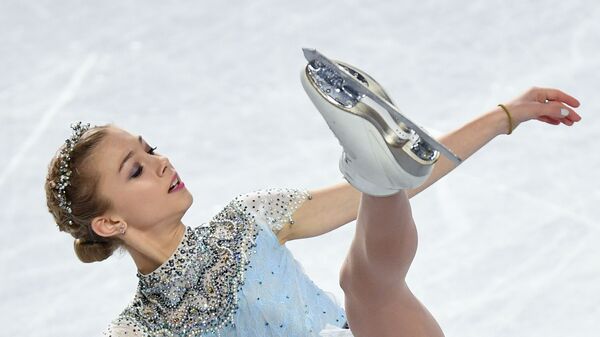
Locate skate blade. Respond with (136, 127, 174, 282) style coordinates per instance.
(302, 54, 439, 168)
(302, 47, 462, 166)
(301, 66, 434, 185)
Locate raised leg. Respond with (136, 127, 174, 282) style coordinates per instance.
(339, 190, 445, 337)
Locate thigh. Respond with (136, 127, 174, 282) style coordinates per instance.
(338, 191, 440, 336)
(339, 207, 418, 292)
(343, 282, 445, 337)
(357, 191, 419, 277)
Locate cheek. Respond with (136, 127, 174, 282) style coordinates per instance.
(124, 193, 166, 223)
(115, 183, 161, 211)
(132, 186, 165, 206)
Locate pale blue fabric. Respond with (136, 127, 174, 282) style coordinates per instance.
(217, 188, 348, 337)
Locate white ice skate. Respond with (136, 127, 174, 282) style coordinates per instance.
(300, 48, 462, 196)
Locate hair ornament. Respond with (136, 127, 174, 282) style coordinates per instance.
(54, 121, 92, 225)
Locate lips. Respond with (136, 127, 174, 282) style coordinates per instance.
(168, 173, 180, 193)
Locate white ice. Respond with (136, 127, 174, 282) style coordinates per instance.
(1, 0, 598, 336)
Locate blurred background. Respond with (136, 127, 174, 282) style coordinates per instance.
(1, 0, 598, 336)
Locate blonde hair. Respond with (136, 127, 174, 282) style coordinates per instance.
(45, 123, 123, 263)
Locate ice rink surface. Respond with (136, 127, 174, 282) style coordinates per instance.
(1, 0, 598, 336)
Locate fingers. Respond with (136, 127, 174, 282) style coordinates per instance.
(532, 86, 583, 125)
(540, 87, 581, 107)
(537, 116, 561, 125)
(509, 87, 582, 128)
(562, 117, 574, 126)
(564, 111, 580, 124)
(538, 101, 581, 126)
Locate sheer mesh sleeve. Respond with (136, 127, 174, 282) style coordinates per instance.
(232, 187, 313, 235)
(102, 317, 147, 337)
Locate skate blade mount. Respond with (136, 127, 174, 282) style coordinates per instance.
(302, 48, 463, 165)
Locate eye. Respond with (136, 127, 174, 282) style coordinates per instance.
(130, 146, 159, 178)
(131, 166, 142, 178)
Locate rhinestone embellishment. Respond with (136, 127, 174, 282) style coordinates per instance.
(119, 200, 259, 336)
(53, 121, 92, 225)
(105, 188, 314, 337)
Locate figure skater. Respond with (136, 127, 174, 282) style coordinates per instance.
(44, 51, 581, 337)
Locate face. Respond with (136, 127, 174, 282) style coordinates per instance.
(90, 126, 193, 234)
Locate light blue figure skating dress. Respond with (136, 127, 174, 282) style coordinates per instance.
(103, 187, 354, 337)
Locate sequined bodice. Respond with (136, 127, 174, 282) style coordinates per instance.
(104, 188, 347, 337)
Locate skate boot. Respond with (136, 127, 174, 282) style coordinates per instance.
(300, 48, 462, 196)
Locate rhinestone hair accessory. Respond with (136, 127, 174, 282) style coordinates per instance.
(54, 121, 92, 225)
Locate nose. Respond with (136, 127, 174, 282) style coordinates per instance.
(157, 156, 170, 176)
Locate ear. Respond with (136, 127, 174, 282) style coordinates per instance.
(91, 215, 126, 238)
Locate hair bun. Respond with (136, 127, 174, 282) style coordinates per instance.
(73, 238, 118, 263)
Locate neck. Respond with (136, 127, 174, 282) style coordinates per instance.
(125, 222, 187, 275)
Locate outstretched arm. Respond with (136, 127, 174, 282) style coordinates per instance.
(282, 87, 581, 243)
(283, 110, 504, 243)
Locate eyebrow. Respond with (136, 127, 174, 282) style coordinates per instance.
(118, 135, 143, 173)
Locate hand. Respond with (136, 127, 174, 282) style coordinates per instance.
(499, 86, 582, 133)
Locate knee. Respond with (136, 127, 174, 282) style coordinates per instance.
(339, 247, 410, 297)
(338, 253, 371, 294)
(339, 259, 352, 292)
(339, 255, 365, 293)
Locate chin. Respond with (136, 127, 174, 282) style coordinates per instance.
(184, 192, 194, 208)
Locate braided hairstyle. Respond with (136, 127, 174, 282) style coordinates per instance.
(45, 123, 123, 263)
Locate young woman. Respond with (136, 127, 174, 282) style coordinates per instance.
(45, 65, 581, 336)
